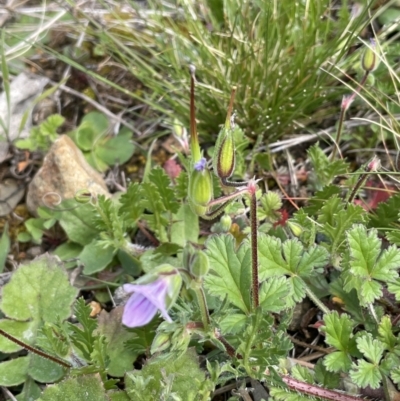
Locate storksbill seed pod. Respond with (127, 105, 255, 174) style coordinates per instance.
(189, 158, 213, 216)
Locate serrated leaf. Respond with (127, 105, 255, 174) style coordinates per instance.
(38, 373, 109, 401)
(317, 197, 366, 255)
(259, 277, 289, 312)
(308, 143, 349, 187)
(391, 368, 400, 385)
(356, 334, 384, 364)
(149, 167, 180, 214)
(346, 225, 400, 305)
(303, 185, 341, 216)
(258, 233, 328, 279)
(97, 307, 140, 377)
(291, 365, 314, 384)
(204, 235, 251, 314)
(349, 360, 381, 389)
(388, 278, 400, 301)
(120, 182, 145, 226)
(323, 312, 353, 350)
(314, 359, 340, 389)
(0, 254, 77, 323)
(124, 319, 158, 355)
(369, 192, 400, 229)
(219, 313, 247, 334)
(323, 350, 352, 372)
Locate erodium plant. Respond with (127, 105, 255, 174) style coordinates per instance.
(3, 49, 400, 400)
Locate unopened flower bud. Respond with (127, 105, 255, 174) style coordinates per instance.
(151, 332, 172, 354)
(220, 214, 232, 232)
(190, 250, 209, 278)
(362, 39, 380, 72)
(287, 221, 303, 237)
(182, 243, 196, 271)
(188, 161, 213, 216)
(213, 126, 236, 179)
(74, 189, 92, 204)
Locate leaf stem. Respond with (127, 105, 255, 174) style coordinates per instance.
(302, 279, 330, 315)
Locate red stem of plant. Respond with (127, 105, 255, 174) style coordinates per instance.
(0, 329, 71, 368)
(281, 375, 362, 401)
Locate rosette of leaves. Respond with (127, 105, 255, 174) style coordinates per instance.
(69, 112, 135, 172)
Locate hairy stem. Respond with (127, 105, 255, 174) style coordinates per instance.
(0, 329, 71, 368)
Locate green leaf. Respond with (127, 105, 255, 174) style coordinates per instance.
(259, 277, 289, 313)
(28, 353, 65, 383)
(308, 143, 349, 188)
(96, 129, 135, 166)
(0, 223, 9, 272)
(345, 225, 400, 305)
(391, 368, 400, 385)
(58, 200, 98, 246)
(125, 348, 207, 400)
(120, 182, 145, 226)
(0, 356, 29, 386)
(303, 185, 342, 216)
(356, 334, 384, 364)
(38, 373, 109, 401)
(369, 192, 400, 229)
(97, 308, 140, 377)
(170, 204, 199, 246)
(0, 320, 35, 353)
(204, 235, 251, 314)
(317, 196, 366, 255)
(219, 313, 247, 334)
(149, 167, 180, 214)
(0, 254, 77, 323)
(323, 351, 352, 373)
(349, 360, 381, 389)
(124, 319, 158, 355)
(314, 359, 340, 389)
(291, 365, 314, 384)
(322, 311, 356, 372)
(79, 240, 115, 275)
(258, 234, 328, 280)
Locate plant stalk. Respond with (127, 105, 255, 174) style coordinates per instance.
(250, 190, 259, 309)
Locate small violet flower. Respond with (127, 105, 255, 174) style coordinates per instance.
(122, 278, 172, 328)
(194, 157, 207, 171)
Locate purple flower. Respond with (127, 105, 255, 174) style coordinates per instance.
(122, 278, 172, 328)
(194, 157, 207, 171)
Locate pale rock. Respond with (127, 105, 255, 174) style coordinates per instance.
(27, 135, 109, 215)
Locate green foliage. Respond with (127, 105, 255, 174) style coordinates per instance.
(15, 114, 64, 152)
(69, 112, 135, 172)
(0, 223, 10, 272)
(308, 143, 349, 189)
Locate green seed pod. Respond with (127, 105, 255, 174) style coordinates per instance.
(190, 250, 210, 278)
(362, 39, 379, 72)
(188, 162, 213, 216)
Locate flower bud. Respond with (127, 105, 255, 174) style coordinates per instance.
(182, 242, 196, 271)
(362, 39, 379, 73)
(287, 221, 303, 237)
(220, 214, 232, 232)
(188, 159, 213, 216)
(151, 332, 172, 354)
(189, 250, 209, 278)
(213, 126, 236, 179)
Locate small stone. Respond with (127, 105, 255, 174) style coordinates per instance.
(26, 135, 109, 215)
